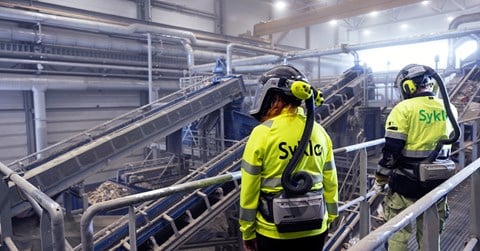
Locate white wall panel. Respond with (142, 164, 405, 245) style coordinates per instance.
(151, 8, 215, 32)
(0, 91, 28, 164)
(46, 90, 147, 183)
(39, 0, 137, 18)
(45, 90, 142, 144)
(161, 0, 214, 13)
(223, 0, 270, 37)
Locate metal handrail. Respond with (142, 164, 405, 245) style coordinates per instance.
(3, 122, 477, 250)
(0, 162, 67, 251)
(80, 171, 241, 251)
(79, 138, 387, 251)
(349, 157, 480, 250)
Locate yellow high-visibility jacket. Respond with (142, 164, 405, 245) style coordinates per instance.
(384, 95, 458, 159)
(239, 107, 338, 240)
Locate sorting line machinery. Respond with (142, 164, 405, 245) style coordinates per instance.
(7, 75, 246, 217)
(81, 66, 371, 250)
(6, 65, 372, 250)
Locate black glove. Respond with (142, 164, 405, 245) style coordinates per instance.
(373, 171, 389, 194)
(243, 238, 257, 251)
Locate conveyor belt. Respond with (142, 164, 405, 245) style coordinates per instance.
(81, 67, 372, 250)
(81, 138, 246, 251)
(8, 76, 246, 216)
(449, 65, 480, 121)
(315, 66, 368, 127)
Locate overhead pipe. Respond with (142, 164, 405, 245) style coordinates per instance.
(226, 43, 284, 75)
(0, 57, 184, 75)
(0, 6, 229, 72)
(0, 74, 181, 91)
(0, 6, 309, 75)
(192, 54, 283, 73)
(181, 39, 195, 70)
(193, 26, 480, 73)
(0, 25, 156, 53)
(341, 44, 360, 66)
(0, 7, 207, 46)
(287, 27, 480, 60)
(0, 25, 222, 62)
(231, 64, 278, 74)
(447, 12, 480, 69)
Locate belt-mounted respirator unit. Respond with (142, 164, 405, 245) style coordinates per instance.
(251, 65, 326, 232)
(395, 64, 461, 182)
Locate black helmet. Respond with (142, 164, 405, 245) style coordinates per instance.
(395, 64, 438, 99)
(250, 65, 310, 120)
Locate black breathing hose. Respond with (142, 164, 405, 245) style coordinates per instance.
(281, 89, 317, 196)
(426, 73, 462, 162)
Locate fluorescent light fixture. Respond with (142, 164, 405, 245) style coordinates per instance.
(329, 19, 338, 26)
(369, 11, 378, 17)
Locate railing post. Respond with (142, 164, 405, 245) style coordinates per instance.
(472, 165, 480, 251)
(129, 205, 138, 251)
(41, 209, 54, 250)
(0, 177, 13, 247)
(422, 205, 440, 251)
(459, 124, 465, 168)
(472, 123, 478, 161)
(359, 148, 370, 238)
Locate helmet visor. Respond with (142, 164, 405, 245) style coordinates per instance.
(249, 78, 286, 117)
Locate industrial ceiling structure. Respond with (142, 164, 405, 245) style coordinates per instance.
(255, 0, 480, 35)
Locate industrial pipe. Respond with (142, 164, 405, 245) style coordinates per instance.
(447, 12, 480, 69)
(0, 74, 180, 91)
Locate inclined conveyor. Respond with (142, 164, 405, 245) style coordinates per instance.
(315, 66, 370, 127)
(84, 138, 246, 251)
(82, 66, 373, 250)
(448, 64, 480, 121)
(7, 76, 246, 216)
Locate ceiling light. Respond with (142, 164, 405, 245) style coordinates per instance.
(369, 11, 378, 17)
(274, 1, 287, 10)
(329, 19, 338, 26)
(422, 1, 429, 5)
(400, 24, 408, 30)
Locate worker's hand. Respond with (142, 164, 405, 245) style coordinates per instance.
(373, 172, 389, 194)
(327, 214, 337, 229)
(243, 238, 257, 251)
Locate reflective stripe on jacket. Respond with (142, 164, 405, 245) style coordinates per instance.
(239, 107, 338, 240)
(384, 95, 458, 158)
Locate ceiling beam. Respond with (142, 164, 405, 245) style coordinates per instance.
(253, 0, 424, 36)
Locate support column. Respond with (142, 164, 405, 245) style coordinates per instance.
(359, 148, 370, 237)
(32, 86, 47, 157)
(147, 33, 154, 103)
